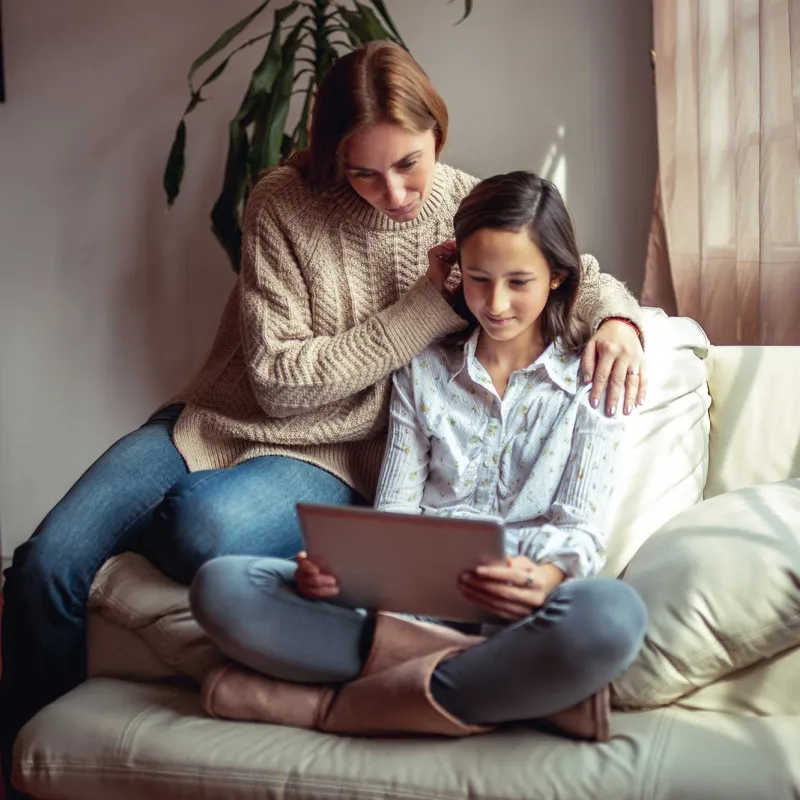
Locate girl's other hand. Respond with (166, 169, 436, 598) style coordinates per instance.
(458, 556, 565, 622)
(294, 551, 340, 600)
(426, 239, 459, 296)
(582, 319, 646, 417)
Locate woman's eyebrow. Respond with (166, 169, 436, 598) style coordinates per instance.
(393, 150, 423, 165)
(346, 150, 423, 171)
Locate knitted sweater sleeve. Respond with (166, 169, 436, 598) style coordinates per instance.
(576, 255, 644, 341)
(239, 201, 466, 420)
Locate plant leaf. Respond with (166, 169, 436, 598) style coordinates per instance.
(211, 118, 250, 271)
(247, 94, 274, 177)
(280, 132, 294, 160)
(248, 12, 304, 175)
(291, 84, 314, 151)
(447, 0, 474, 24)
(264, 23, 304, 167)
(337, 6, 368, 45)
(188, 0, 273, 91)
(163, 119, 186, 206)
(186, 45, 243, 109)
(251, 1, 301, 95)
(353, 2, 395, 41)
(367, 0, 405, 45)
(184, 90, 204, 116)
(190, 29, 275, 103)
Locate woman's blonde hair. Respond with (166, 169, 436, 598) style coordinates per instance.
(295, 41, 448, 188)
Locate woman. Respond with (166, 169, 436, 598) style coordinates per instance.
(190, 171, 647, 741)
(0, 41, 646, 785)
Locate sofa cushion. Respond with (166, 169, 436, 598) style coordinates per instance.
(675, 643, 800, 717)
(14, 678, 800, 800)
(600, 308, 710, 577)
(613, 479, 800, 708)
(705, 346, 800, 498)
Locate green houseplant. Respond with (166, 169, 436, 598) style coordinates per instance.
(164, 0, 474, 272)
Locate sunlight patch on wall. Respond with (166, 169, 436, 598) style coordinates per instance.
(541, 125, 567, 202)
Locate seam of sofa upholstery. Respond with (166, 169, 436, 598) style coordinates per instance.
(638, 709, 679, 800)
(114, 700, 164, 764)
(17, 758, 527, 800)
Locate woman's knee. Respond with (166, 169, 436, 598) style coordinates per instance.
(158, 472, 231, 546)
(6, 539, 59, 607)
(153, 471, 304, 578)
(2, 537, 111, 636)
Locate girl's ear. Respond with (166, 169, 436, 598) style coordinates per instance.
(550, 273, 566, 291)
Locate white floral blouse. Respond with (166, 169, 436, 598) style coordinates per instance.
(374, 330, 630, 579)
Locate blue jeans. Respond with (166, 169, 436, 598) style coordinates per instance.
(191, 556, 648, 726)
(0, 405, 361, 796)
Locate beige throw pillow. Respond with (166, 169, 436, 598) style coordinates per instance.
(613, 479, 800, 708)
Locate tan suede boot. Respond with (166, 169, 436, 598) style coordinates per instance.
(201, 612, 488, 736)
(201, 662, 335, 728)
(318, 645, 492, 736)
(539, 685, 611, 742)
(359, 613, 485, 674)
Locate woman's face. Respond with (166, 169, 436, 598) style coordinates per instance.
(343, 123, 437, 223)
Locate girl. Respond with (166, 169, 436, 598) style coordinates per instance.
(190, 171, 647, 741)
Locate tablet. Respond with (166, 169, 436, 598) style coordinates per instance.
(296, 503, 507, 623)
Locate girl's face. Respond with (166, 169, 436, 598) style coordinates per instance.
(343, 123, 437, 223)
(461, 227, 561, 345)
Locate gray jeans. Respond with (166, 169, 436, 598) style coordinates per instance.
(190, 557, 647, 726)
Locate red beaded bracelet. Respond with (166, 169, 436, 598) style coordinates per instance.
(600, 317, 645, 348)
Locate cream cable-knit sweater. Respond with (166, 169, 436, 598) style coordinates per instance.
(173, 162, 642, 500)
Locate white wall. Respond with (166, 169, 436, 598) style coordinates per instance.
(0, 0, 656, 556)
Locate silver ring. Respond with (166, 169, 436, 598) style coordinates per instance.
(524, 573, 534, 588)
(628, 367, 640, 377)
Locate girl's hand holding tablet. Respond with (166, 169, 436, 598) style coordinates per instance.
(459, 556, 566, 622)
(294, 551, 340, 600)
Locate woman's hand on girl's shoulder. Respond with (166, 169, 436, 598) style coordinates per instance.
(294, 551, 340, 600)
(458, 556, 566, 622)
(581, 319, 646, 418)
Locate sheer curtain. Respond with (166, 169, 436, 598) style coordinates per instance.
(643, 0, 800, 344)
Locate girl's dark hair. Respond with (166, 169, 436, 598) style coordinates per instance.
(290, 41, 448, 189)
(447, 171, 588, 353)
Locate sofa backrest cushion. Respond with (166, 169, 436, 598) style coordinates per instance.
(601, 309, 710, 577)
(705, 346, 800, 498)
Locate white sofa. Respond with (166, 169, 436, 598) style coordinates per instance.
(13, 311, 800, 799)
